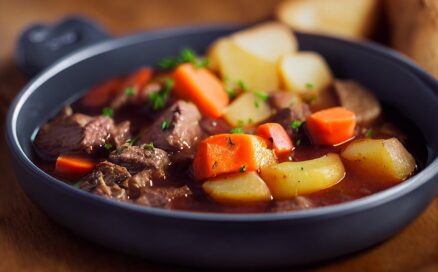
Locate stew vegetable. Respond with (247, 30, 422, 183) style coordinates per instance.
(32, 22, 421, 213)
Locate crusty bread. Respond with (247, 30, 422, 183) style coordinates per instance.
(386, 0, 438, 78)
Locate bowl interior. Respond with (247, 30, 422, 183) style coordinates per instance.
(9, 25, 438, 212)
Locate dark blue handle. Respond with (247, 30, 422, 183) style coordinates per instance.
(15, 16, 111, 78)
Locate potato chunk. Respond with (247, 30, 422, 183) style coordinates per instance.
(224, 93, 272, 127)
(203, 172, 272, 204)
(279, 52, 333, 97)
(261, 154, 345, 199)
(207, 22, 298, 91)
(341, 138, 416, 184)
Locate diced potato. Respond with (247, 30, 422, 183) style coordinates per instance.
(275, 0, 380, 39)
(261, 153, 345, 199)
(207, 22, 298, 91)
(341, 138, 416, 184)
(279, 52, 333, 98)
(231, 22, 298, 63)
(203, 172, 272, 204)
(224, 92, 272, 127)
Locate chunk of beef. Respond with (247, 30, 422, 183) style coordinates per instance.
(200, 117, 231, 136)
(110, 121, 131, 147)
(139, 100, 202, 153)
(126, 170, 153, 198)
(137, 186, 192, 208)
(269, 92, 302, 110)
(35, 109, 114, 158)
(81, 161, 131, 200)
(270, 103, 311, 139)
(110, 82, 161, 110)
(271, 196, 314, 212)
(109, 144, 170, 180)
(334, 80, 382, 126)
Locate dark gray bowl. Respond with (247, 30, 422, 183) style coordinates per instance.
(6, 24, 438, 269)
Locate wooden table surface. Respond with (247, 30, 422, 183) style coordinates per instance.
(1, 0, 438, 271)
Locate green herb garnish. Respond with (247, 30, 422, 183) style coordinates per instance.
(161, 120, 169, 130)
(126, 137, 139, 145)
(308, 95, 318, 104)
(156, 48, 209, 70)
(365, 128, 375, 138)
(290, 120, 303, 130)
(149, 78, 174, 110)
(104, 143, 113, 150)
(254, 100, 260, 108)
(305, 82, 315, 89)
(225, 87, 237, 99)
(230, 127, 244, 134)
(195, 58, 209, 68)
(237, 80, 247, 91)
(101, 107, 114, 118)
(254, 90, 269, 101)
(124, 87, 135, 96)
(239, 165, 246, 173)
(143, 142, 154, 150)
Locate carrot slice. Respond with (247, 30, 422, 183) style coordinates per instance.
(120, 67, 153, 97)
(256, 123, 294, 156)
(55, 155, 96, 177)
(193, 134, 276, 181)
(173, 63, 229, 118)
(82, 78, 123, 107)
(306, 107, 356, 145)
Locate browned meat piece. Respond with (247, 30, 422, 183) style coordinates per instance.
(269, 91, 302, 110)
(333, 80, 381, 126)
(270, 196, 314, 212)
(135, 183, 192, 208)
(139, 100, 202, 153)
(126, 170, 152, 198)
(109, 144, 170, 180)
(270, 103, 311, 139)
(34, 110, 114, 158)
(199, 117, 231, 136)
(81, 161, 131, 200)
(110, 121, 131, 147)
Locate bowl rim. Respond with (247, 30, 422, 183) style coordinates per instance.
(6, 23, 438, 222)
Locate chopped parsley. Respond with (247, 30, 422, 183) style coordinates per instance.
(239, 165, 246, 173)
(365, 128, 375, 138)
(237, 80, 247, 91)
(156, 48, 210, 70)
(124, 87, 135, 96)
(126, 137, 139, 145)
(104, 143, 113, 150)
(72, 180, 83, 189)
(149, 78, 174, 110)
(230, 127, 244, 134)
(143, 142, 154, 150)
(247, 118, 253, 124)
(225, 87, 237, 99)
(212, 161, 218, 170)
(254, 100, 260, 108)
(161, 120, 169, 130)
(237, 120, 245, 127)
(101, 107, 114, 118)
(254, 90, 269, 101)
(305, 82, 315, 89)
(290, 120, 303, 130)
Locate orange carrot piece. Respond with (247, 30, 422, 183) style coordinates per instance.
(193, 134, 276, 180)
(82, 78, 123, 107)
(55, 155, 96, 177)
(256, 123, 294, 156)
(120, 67, 153, 97)
(173, 63, 229, 118)
(306, 107, 356, 145)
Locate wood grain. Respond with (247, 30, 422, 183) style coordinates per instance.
(0, 0, 437, 271)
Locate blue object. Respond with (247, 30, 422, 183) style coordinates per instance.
(6, 23, 438, 269)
